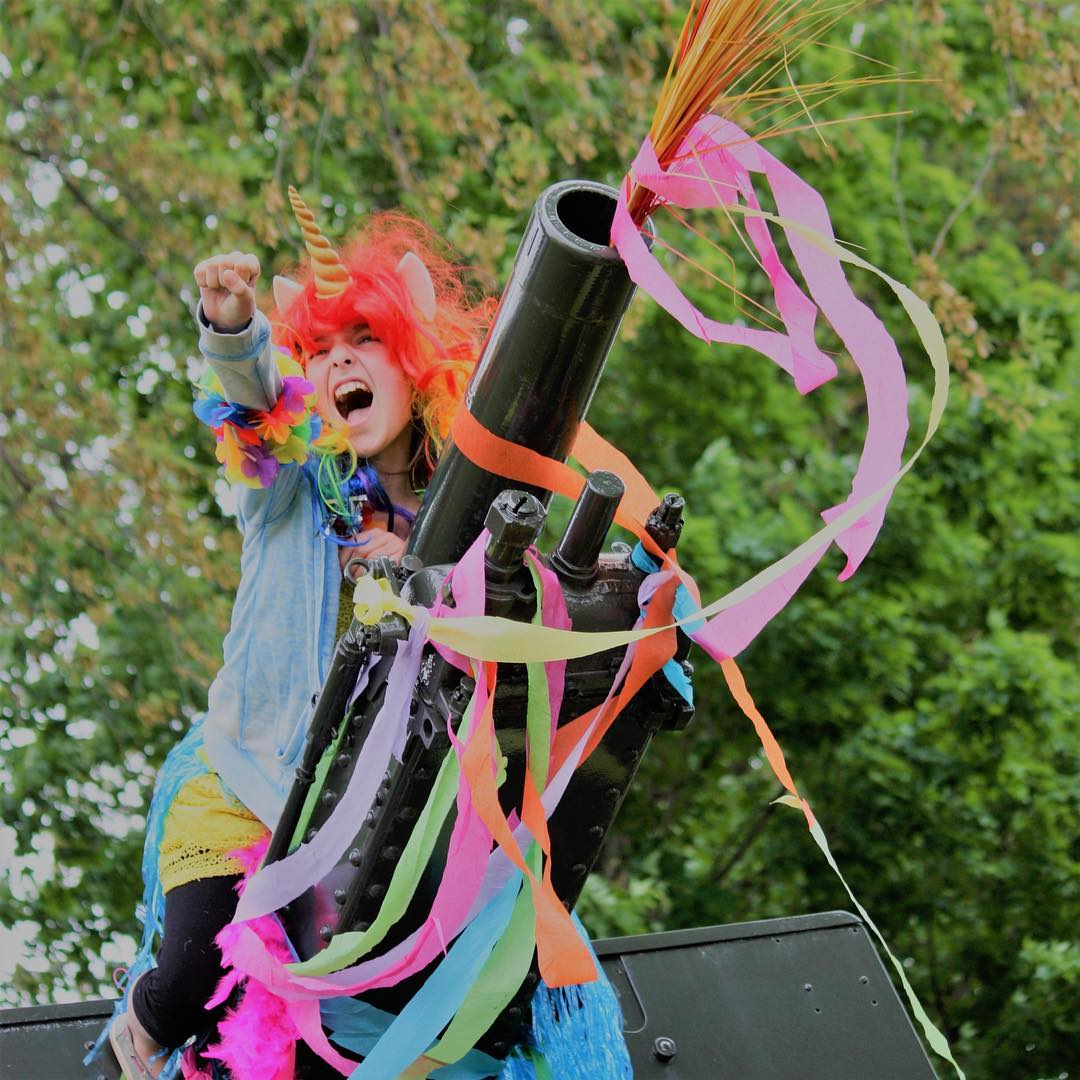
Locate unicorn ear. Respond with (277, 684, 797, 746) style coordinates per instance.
(273, 274, 305, 314)
(396, 251, 436, 322)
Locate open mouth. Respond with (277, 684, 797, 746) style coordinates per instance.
(334, 379, 374, 422)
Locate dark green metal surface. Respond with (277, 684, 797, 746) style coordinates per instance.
(0, 912, 937, 1078)
(594, 911, 937, 1080)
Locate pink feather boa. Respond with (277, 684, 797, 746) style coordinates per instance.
(181, 837, 299, 1080)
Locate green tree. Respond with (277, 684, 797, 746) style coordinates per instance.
(1, 2, 1075, 1077)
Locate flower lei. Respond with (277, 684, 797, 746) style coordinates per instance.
(193, 352, 325, 489)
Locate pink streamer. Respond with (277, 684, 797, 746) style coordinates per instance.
(429, 530, 489, 672)
(285, 996, 354, 1075)
(325, 661, 494, 996)
(612, 116, 910, 662)
(618, 138, 838, 393)
(692, 116, 908, 577)
(525, 550, 571, 746)
(216, 536, 500, 1007)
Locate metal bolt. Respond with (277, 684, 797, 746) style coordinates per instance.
(484, 490, 546, 572)
(653, 1035, 677, 1062)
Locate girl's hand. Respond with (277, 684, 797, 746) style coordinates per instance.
(194, 252, 260, 333)
(355, 528, 408, 564)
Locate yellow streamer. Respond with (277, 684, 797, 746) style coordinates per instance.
(352, 575, 419, 627)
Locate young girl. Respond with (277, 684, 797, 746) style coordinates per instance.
(106, 192, 492, 1078)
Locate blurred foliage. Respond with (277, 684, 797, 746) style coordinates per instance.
(0, 2, 1076, 1077)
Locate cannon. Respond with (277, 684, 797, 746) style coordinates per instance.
(262, 179, 694, 1063)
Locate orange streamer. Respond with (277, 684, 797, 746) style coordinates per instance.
(460, 663, 595, 986)
(551, 576, 679, 774)
(720, 657, 815, 829)
(451, 407, 694, 584)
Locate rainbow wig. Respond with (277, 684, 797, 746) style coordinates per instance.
(273, 211, 495, 488)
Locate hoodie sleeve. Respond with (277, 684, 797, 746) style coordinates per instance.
(196, 304, 282, 409)
(192, 305, 323, 491)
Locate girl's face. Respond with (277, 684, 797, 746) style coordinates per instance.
(306, 324, 413, 461)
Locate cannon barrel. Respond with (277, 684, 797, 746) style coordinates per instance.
(408, 180, 651, 565)
(268, 180, 685, 1064)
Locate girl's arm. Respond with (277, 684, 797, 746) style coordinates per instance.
(194, 252, 281, 409)
(191, 253, 319, 497)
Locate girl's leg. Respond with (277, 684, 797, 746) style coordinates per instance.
(129, 874, 242, 1054)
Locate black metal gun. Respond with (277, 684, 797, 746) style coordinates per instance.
(264, 179, 694, 1064)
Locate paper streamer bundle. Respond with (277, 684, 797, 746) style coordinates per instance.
(206, 545, 646, 1078)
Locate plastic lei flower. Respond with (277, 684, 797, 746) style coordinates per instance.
(194, 356, 318, 490)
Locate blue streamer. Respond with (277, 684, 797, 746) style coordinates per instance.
(323, 996, 503, 1079)
(339, 874, 521, 1077)
(630, 542, 698, 705)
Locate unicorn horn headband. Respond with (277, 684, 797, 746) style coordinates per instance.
(287, 185, 350, 299)
(274, 187, 437, 322)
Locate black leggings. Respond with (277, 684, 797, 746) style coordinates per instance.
(130, 874, 242, 1049)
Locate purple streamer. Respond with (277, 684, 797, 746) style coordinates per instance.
(235, 613, 429, 922)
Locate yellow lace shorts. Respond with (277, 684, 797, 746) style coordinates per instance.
(158, 771, 269, 894)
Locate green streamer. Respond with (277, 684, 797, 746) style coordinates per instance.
(289, 719, 350, 854)
(523, 559, 552, 790)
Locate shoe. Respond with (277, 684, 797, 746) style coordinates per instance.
(109, 1012, 158, 1080)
